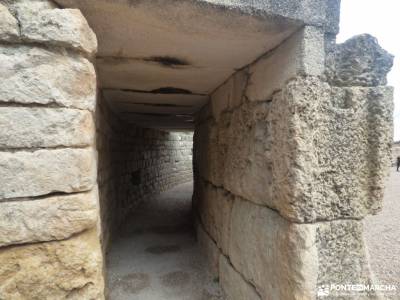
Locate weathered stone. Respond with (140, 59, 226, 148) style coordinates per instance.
(0, 45, 96, 111)
(316, 220, 377, 299)
(229, 68, 248, 110)
(211, 78, 231, 121)
(222, 100, 273, 206)
(0, 107, 95, 149)
(197, 223, 220, 278)
(211, 67, 249, 120)
(1, 0, 56, 16)
(0, 3, 19, 42)
(0, 229, 104, 300)
(219, 254, 261, 300)
(197, 184, 233, 255)
(0, 190, 98, 247)
(0, 148, 96, 199)
(326, 34, 394, 87)
(271, 77, 393, 222)
(229, 199, 318, 300)
(19, 8, 97, 55)
(246, 26, 325, 101)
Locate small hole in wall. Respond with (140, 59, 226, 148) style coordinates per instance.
(131, 170, 141, 186)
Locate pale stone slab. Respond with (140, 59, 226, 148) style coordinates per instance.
(0, 107, 95, 148)
(0, 229, 104, 300)
(0, 148, 96, 199)
(246, 26, 325, 101)
(0, 45, 96, 111)
(0, 3, 19, 42)
(229, 199, 318, 300)
(19, 8, 97, 55)
(0, 190, 98, 247)
(219, 254, 261, 300)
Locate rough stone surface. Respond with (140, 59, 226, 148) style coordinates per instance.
(0, 190, 98, 247)
(246, 26, 325, 102)
(219, 254, 261, 300)
(0, 148, 96, 199)
(228, 199, 317, 300)
(0, 45, 96, 111)
(326, 34, 394, 87)
(0, 107, 94, 148)
(316, 220, 377, 299)
(0, 3, 19, 42)
(0, 229, 104, 300)
(19, 8, 97, 55)
(271, 77, 393, 222)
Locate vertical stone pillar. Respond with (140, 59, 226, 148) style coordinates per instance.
(194, 25, 393, 299)
(0, 1, 104, 298)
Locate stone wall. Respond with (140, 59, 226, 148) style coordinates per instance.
(193, 27, 394, 299)
(97, 97, 193, 251)
(0, 0, 104, 299)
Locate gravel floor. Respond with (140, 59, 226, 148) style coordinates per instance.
(364, 169, 400, 299)
(106, 182, 223, 300)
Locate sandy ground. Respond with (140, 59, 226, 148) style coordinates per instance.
(364, 169, 400, 299)
(106, 182, 223, 300)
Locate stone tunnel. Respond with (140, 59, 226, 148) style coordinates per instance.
(0, 0, 394, 299)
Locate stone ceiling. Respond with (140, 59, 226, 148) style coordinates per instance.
(54, 0, 337, 130)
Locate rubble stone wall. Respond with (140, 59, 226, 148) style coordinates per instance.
(193, 27, 394, 299)
(0, 0, 105, 298)
(96, 97, 193, 250)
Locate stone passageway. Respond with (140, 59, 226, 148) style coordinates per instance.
(106, 182, 223, 300)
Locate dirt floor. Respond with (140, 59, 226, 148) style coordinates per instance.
(106, 182, 223, 300)
(364, 169, 400, 299)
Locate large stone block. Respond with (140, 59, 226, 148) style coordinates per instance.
(270, 77, 393, 222)
(316, 220, 377, 299)
(0, 45, 96, 111)
(222, 100, 273, 206)
(0, 190, 98, 247)
(229, 199, 318, 300)
(0, 148, 96, 199)
(0, 229, 104, 300)
(219, 254, 261, 300)
(326, 34, 394, 87)
(228, 199, 376, 299)
(246, 26, 325, 102)
(210, 68, 249, 121)
(197, 0, 340, 34)
(197, 223, 220, 278)
(0, 3, 19, 42)
(19, 8, 97, 55)
(197, 183, 233, 255)
(0, 107, 95, 149)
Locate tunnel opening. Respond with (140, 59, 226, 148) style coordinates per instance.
(96, 92, 225, 298)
